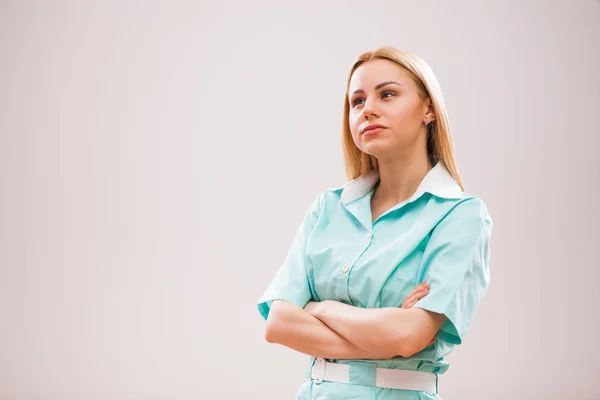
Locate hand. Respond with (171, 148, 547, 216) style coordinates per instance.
(401, 281, 430, 309)
(402, 281, 437, 347)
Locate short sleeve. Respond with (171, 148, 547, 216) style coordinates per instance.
(257, 193, 323, 321)
(413, 198, 493, 345)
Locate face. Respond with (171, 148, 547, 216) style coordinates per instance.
(347, 58, 434, 160)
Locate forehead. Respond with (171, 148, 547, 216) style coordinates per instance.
(349, 59, 413, 91)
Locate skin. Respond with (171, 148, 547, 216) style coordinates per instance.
(266, 283, 434, 360)
(348, 58, 437, 219)
(265, 59, 447, 359)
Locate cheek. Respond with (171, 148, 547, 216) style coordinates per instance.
(387, 107, 414, 125)
(386, 99, 422, 125)
(349, 113, 361, 136)
(387, 114, 422, 139)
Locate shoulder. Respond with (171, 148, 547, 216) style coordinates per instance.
(449, 195, 492, 222)
(437, 195, 493, 240)
(299, 184, 347, 226)
(304, 186, 341, 219)
(309, 182, 347, 208)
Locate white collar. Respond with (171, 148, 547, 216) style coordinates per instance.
(333, 162, 464, 205)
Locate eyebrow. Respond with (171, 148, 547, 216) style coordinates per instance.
(352, 81, 402, 95)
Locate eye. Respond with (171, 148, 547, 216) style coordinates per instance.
(352, 97, 364, 107)
(381, 90, 395, 99)
(351, 91, 396, 107)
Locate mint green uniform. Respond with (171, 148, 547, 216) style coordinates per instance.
(258, 162, 493, 399)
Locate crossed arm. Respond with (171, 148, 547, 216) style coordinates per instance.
(264, 283, 447, 360)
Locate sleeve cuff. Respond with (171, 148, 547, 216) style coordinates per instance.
(257, 292, 311, 321)
(413, 298, 463, 345)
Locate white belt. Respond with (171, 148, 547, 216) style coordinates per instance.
(310, 358, 437, 393)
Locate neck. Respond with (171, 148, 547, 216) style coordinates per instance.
(373, 151, 433, 205)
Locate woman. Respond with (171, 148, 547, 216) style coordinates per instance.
(257, 46, 493, 400)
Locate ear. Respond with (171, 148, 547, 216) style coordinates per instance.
(424, 97, 436, 123)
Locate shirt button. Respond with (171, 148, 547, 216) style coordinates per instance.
(341, 264, 349, 273)
(366, 232, 372, 239)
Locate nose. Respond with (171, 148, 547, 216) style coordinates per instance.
(362, 96, 380, 120)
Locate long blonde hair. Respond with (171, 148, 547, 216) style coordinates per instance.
(342, 47, 465, 191)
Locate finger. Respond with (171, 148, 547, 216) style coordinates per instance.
(404, 284, 429, 302)
(414, 283, 430, 294)
(406, 287, 430, 303)
(402, 284, 430, 307)
(402, 297, 417, 309)
(402, 290, 423, 307)
(402, 299, 416, 309)
(402, 288, 429, 308)
(404, 293, 425, 309)
(402, 292, 424, 308)
(402, 295, 417, 308)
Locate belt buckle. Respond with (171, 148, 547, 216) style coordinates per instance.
(312, 357, 326, 384)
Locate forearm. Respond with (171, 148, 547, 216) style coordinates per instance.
(265, 300, 395, 360)
(310, 300, 413, 356)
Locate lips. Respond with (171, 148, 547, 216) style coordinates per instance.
(362, 124, 387, 134)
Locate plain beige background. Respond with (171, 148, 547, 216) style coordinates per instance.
(1, 1, 599, 399)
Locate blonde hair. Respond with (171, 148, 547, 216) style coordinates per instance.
(342, 46, 465, 191)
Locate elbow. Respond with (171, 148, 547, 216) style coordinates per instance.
(397, 343, 418, 358)
(393, 344, 416, 359)
(362, 335, 410, 359)
(390, 333, 419, 358)
(264, 303, 288, 344)
(395, 334, 434, 358)
(264, 316, 282, 343)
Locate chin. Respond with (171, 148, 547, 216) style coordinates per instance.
(360, 142, 392, 158)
